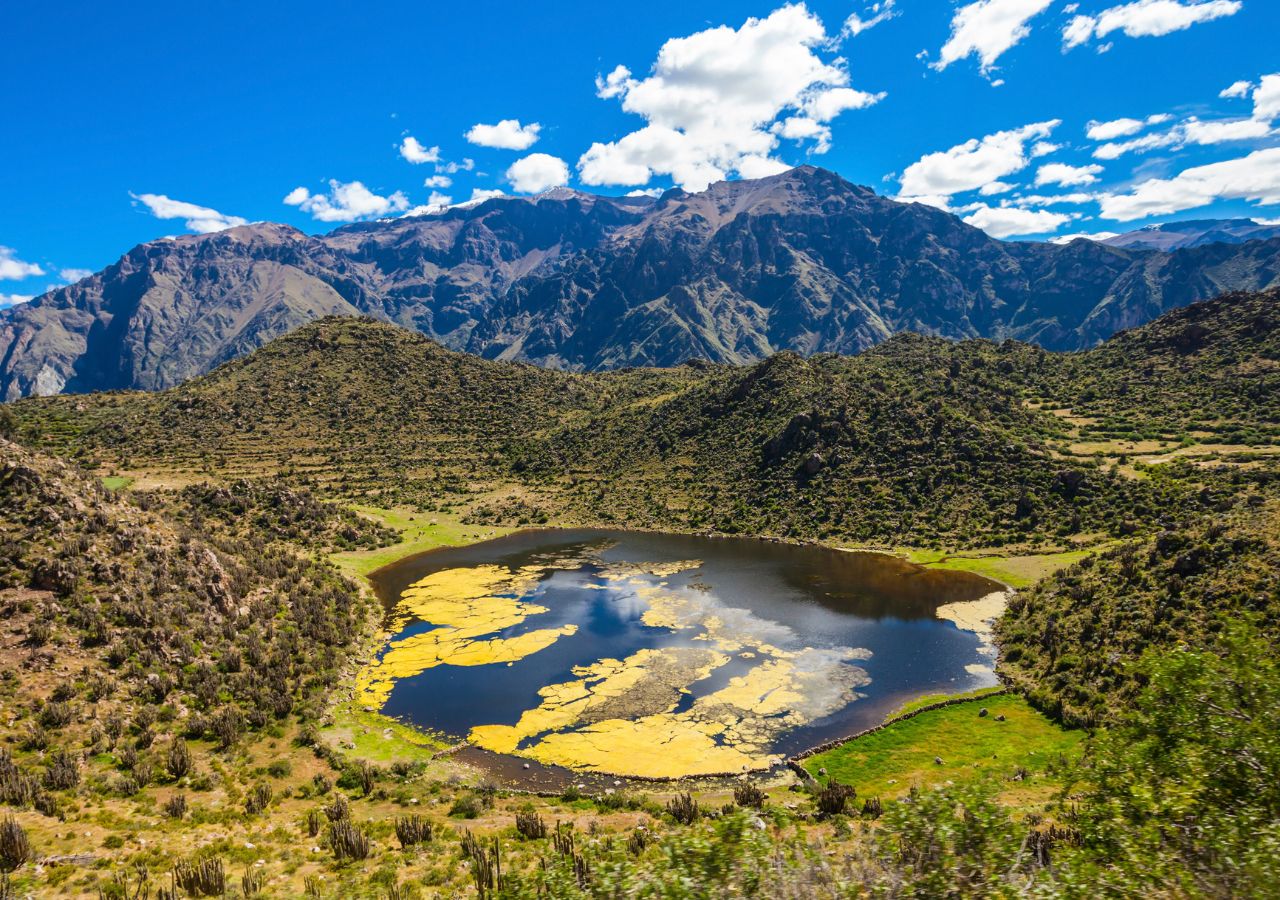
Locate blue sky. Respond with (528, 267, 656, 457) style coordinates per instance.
(3, 0, 1279, 306)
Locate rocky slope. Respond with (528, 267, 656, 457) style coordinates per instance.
(4, 167, 1279, 398)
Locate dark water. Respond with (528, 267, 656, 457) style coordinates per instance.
(370, 529, 1002, 769)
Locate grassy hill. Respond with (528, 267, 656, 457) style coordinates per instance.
(18, 292, 1280, 550)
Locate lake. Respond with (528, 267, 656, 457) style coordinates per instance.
(359, 529, 1004, 779)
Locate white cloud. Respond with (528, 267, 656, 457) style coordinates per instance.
(0, 293, 35, 309)
(1064, 0, 1242, 50)
(437, 158, 476, 175)
(1093, 128, 1182, 159)
(1030, 141, 1061, 157)
(737, 155, 793, 180)
(1098, 146, 1280, 220)
(400, 191, 455, 218)
(1254, 74, 1280, 122)
(423, 174, 453, 189)
(506, 153, 570, 193)
(131, 193, 248, 233)
(931, 0, 1054, 74)
(398, 136, 441, 164)
(843, 0, 898, 37)
(579, 5, 882, 192)
(59, 268, 92, 283)
(283, 180, 410, 222)
(963, 203, 1075, 238)
(0, 247, 45, 280)
(981, 181, 1017, 195)
(1049, 230, 1121, 243)
(1220, 79, 1253, 99)
(1036, 162, 1104, 187)
(1182, 116, 1273, 144)
(626, 187, 666, 198)
(455, 188, 507, 208)
(1012, 191, 1098, 206)
(465, 119, 542, 150)
(897, 120, 1059, 203)
(1085, 113, 1170, 140)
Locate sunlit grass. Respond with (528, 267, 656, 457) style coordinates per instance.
(804, 694, 1084, 801)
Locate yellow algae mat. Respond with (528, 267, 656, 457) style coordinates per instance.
(356, 554, 871, 778)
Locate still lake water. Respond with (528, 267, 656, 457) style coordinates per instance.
(364, 529, 1003, 778)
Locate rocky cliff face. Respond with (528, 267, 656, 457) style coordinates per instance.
(3, 166, 1278, 399)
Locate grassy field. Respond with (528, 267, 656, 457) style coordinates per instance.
(803, 694, 1084, 801)
(903, 547, 1096, 588)
(330, 505, 516, 578)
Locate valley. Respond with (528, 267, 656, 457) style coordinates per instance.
(0, 286, 1276, 896)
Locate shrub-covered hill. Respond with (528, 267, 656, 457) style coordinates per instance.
(531, 336, 1205, 545)
(997, 498, 1280, 727)
(0, 437, 389, 770)
(13, 292, 1280, 548)
(1042, 288, 1280, 444)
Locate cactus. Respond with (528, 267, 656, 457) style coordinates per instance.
(514, 809, 547, 840)
(164, 793, 187, 819)
(172, 857, 225, 897)
(0, 818, 31, 874)
(666, 792, 700, 825)
(242, 867, 264, 897)
(327, 821, 371, 862)
(324, 792, 350, 822)
(394, 815, 432, 848)
(816, 779, 856, 818)
(166, 738, 192, 780)
(733, 781, 766, 808)
(244, 782, 272, 816)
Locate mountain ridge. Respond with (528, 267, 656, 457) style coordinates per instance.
(4, 166, 1279, 399)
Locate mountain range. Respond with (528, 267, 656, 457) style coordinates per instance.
(3, 165, 1279, 400)
(1100, 217, 1280, 251)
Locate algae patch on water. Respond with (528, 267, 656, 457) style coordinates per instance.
(356, 563, 580, 709)
(357, 533, 997, 778)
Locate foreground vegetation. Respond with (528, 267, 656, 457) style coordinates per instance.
(0, 289, 1277, 896)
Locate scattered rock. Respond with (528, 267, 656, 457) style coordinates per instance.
(978, 707, 989, 718)
(934, 756, 944, 765)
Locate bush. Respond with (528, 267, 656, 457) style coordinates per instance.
(733, 781, 766, 809)
(816, 780, 856, 818)
(0, 817, 31, 874)
(515, 809, 547, 839)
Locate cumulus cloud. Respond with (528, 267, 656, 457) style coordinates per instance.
(400, 191, 455, 218)
(455, 188, 507, 208)
(1093, 128, 1183, 159)
(1064, 0, 1242, 51)
(578, 4, 883, 192)
(506, 153, 570, 193)
(59, 268, 92, 283)
(897, 120, 1059, 204)
(1048, 230, 1121, 244)
(423, 174, 453, 189)
(131, 193, 248, 234)
(931, 0, 1054, 74)
(398, 136, 441, 164)
(1092, 77, 1279, 156)
(283, 180, 410, 222)
(1012, 191, 1099, 207)
(1098, 146, 1280, 220)
(1036, 162, 1104, 186)
(0, 293, 35, 309)
(1220, 79, 1253, 99)
(843, 0, 898, 37)
(437, 158, 476, 175)
(0, 247, 45, 280)
(962, 203, 1075, 238)
(465, 119, 542, 150)
(1085, 113, 1170, 140)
